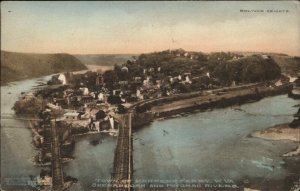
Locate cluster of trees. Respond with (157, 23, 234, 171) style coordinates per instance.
(213, 56, 281, 85)
(13, 96, 43, 116)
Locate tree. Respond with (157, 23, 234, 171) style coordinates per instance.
(13, 96, 43, 116)
(103, 70, 118, 90)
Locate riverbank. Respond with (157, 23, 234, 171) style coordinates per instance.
(150, 83, 292, 118)
(252, 123, 300, 157)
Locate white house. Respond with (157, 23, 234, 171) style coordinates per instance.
(121, 66, 129, 72)
(178, 75, 182, 80)
(206, 72, 210, 78)
(80, 87, 89, 95)
(98, 93, 104, 101)
(58, 73, 67, 85)
(185, 76, 191, 83)
(136, 89, 141, 97)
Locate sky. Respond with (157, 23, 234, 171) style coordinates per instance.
(1, 1, 300, 56)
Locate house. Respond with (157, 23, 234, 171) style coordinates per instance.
(118, 81, 129, 86)
(64, 112, 81, 120)
(53, 98, 68, 109)
(148, 68, 155, 72)
(79, 87, 89, 95)
(136, 89, 144, 100)
(143, 76, 152, 86)
(134, 77, 142, 83)
(64, 89, 74, 96)
(206, 72, 210, 78)
(47, 103, 61, 110)
(183, 72, 191, 77)
(98, 92, 104, 101)
(121, 66, 129, 72)
(185, 76, 192, 84)
(275, 80, 283, 87)
(87, 108, 106, 120)
(58, 73, 67, 85)
(113, 89, 123, 96)
(80, 95, 94, 104)
(156, 80, 162, 88)
(146, 76, 152, 81)
(90, 92, 96, 98)
(262, 55, 269, 59)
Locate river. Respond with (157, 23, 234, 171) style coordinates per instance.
(1, 76, 51, 190)
(1, 77, 299, 191)
(133, 95, 300, 191)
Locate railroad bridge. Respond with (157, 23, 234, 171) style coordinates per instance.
(111, 112, 133, 191)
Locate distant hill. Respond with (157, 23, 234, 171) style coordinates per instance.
(1, 51, 87, 84)
(74, 54, 136, 66)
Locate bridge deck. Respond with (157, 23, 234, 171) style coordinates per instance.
(111, 113, 133, 191)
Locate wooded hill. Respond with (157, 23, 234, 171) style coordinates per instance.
(119, 49, 283, 85)
(1, 51, 87, 84)
(270, 55, 300, 76)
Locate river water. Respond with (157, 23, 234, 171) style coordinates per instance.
(1, 76, 51, 190)
(1, 77, 300, 191)
(133, 96, 300, 191)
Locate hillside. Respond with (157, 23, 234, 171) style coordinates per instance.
(74, 54, 136, 66)
(1, 51, 87, 84)
(120, 49, 281, 85)
(270, 55, 300, 76)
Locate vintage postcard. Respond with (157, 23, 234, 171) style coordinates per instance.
(1, 1, 300, 191)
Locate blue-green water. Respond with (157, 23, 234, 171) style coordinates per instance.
(133, 96, 300, 190)
(1, 76, 52, 190)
